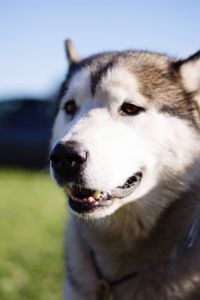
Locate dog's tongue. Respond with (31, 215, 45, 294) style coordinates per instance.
(86, 196, 96, 203)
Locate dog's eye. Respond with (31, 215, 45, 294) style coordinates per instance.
(63, 100, 78, 116)
(119, 102, 144, 116)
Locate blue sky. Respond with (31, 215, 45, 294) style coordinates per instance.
(1, 0, 200, 98)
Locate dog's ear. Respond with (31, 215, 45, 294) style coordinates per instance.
(173, 50, 200, 94)
(64, 39, 80, 65)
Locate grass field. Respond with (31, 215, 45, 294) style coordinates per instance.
(0, 168, 66, 300)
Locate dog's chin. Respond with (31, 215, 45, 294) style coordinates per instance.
(64, 172, 142, 219)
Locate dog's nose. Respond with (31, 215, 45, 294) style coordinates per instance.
(50, 141, 88, 182)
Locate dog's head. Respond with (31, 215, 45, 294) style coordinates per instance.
(50, 40, 200, 219)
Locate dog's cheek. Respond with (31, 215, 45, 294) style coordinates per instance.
(81, 126, 146, 191)
(143, 110, 200, 175)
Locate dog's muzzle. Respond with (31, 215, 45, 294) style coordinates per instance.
(50, 141, 143, 215)
(65, 172, 142, 214)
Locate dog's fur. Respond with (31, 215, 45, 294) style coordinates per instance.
(50, 40, 200, 299)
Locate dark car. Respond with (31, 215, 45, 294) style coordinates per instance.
(0, 98, 56, 168)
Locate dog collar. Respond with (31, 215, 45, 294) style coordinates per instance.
(91, 250, 138, 300)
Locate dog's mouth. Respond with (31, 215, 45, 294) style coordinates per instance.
(65, 172, 142, 214)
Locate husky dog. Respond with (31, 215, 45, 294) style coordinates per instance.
(50, 40, 200, 300)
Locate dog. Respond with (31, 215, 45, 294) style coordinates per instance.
(50, 40, 200, 299)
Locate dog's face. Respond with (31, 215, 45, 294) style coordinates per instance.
(50, 41, 200, 219)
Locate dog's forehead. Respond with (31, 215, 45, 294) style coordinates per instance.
(90, 52, 172, 98)
(65, 51, 173, 101)
(68, 64, 144, 104)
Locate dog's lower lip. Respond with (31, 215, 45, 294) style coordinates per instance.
(68, 196, 113, 213)
(66, 187, 113, 213)
(65, 172, 142, 214)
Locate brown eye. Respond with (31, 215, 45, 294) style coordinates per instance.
(63, 100, 78, 116)
(120, 102, 144, 116)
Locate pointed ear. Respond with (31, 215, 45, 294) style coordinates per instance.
(173, 50, 200, 93)
(64, 39, 81, 65)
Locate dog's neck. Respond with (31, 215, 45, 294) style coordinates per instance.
(75, 172, 200, 282)
(81, 178, 182, 250)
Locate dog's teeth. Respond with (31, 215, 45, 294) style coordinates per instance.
(93, 191, 101, 199)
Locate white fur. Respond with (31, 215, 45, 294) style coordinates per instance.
(51, 66, 200, 220)
(181, 59, 200, 93)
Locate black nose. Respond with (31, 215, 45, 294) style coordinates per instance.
(50, 141, 88, 183)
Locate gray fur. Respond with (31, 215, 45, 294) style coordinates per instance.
(59, 50, 199, 125)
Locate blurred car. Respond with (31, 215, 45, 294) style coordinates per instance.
(0, 98, 56, 168)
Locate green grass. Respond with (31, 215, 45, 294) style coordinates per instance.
(0, 168, 66, 300)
